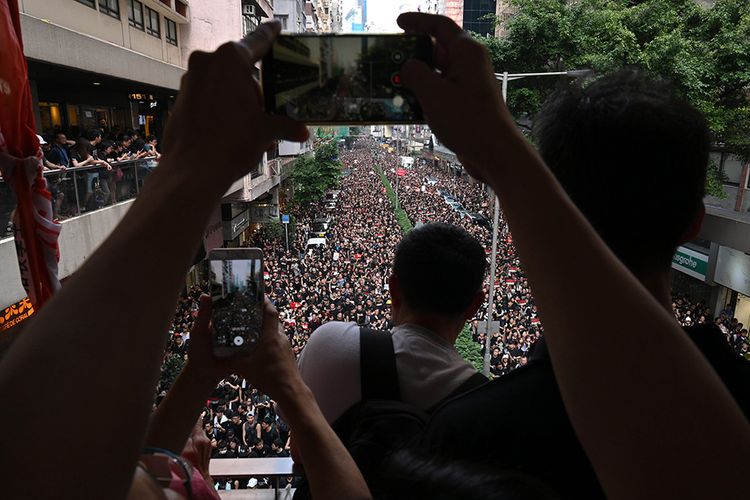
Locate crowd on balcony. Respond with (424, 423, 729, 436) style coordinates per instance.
(38, 127, 160, 219)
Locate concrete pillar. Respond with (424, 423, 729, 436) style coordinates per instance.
(735, 159, 749, 212)
(29, 80, 42, 133)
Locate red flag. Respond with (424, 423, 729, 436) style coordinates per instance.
(0, 0, 61, 309)
(396, 168, 406, 177)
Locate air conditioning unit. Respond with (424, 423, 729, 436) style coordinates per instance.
(242, 4, 256, 15)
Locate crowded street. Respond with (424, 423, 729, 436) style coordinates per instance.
(155, 137, 750, 493)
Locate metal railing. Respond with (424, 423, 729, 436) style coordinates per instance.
(0, 158, 156, 239)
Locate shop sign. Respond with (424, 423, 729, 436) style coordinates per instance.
(0, 297, 35, 332)
(671, 246, 709, 281)
(715, 246, 750, 296)
(128, 93, 155, 101)
(222, 209, 250, 241)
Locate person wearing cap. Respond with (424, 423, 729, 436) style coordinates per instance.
(39, 134, 66, 171)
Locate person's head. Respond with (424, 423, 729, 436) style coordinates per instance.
(100, 140, 115, 156)
(38, 134, 50, 152)
(390, 223, 486, 322)
(86, 128, 102, 145)
(54, 132, 67, 146)
(232, 415, 241, 424)
(534, 69, 710, 274)
(72, 137, 91, 157)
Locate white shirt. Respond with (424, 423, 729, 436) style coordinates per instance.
(297, 321, 478, 423)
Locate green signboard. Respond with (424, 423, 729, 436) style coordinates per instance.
(672, 246, 709, 281)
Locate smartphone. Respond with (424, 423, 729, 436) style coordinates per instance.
(207, 248, 264, 357)
(262, 34, 433, 124)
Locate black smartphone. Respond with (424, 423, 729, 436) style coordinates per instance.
(262, 34, 433, 124)
(207, 248, 264, 357)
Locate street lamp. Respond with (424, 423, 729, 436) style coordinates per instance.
(482, 69, 592, 377)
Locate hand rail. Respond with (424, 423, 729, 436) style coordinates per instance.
(0, 158, 157, 235)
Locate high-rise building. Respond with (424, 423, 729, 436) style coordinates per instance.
(314, 0, 342, 31)
(463, 0, 496, 36)
(494, 0, 517, 38)
(341, 0, 366, 32)
(443, 0, 464, 27)
(274, 0, 307, 32)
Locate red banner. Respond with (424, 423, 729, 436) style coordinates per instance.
(0, 0, 61, 310)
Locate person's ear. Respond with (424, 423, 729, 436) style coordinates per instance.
(465, 290, 486, 320)
(679, 203, 705, 244)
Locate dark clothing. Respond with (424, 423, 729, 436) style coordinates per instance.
(47, 145, 69, 168)
(420, 324, 750, 499)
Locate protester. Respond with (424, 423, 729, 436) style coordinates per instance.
(0, 21, 370, 500)
(396, 12, 750, 499)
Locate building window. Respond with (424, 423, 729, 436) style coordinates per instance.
(75, 0, 96, 8)
(145, 6, 161, 38)
(274, 14, 288, 30)
(165, 18, 178, 46)
(128, 0, 144, 30)
(242, 15, 259, 38)
(98, 0, 120, 18)
(175, 0, 187, 17)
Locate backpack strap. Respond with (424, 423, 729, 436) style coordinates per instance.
(359, 327, 401, 402)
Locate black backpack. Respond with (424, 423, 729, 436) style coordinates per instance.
(294, 327, 487, 498)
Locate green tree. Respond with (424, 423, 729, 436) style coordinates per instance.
(290, 141, 343, 208)
(455, 324, 483, 371)
(377, 166, 413, 234)
(475, 0, 750, 193)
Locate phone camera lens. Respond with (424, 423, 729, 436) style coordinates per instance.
(392, 51, 404, 63)
(233, 336, 245, 346)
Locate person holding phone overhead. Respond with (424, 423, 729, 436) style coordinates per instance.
(391, 12, 750, 500)
(0, 21, 369, 500)
(1, 14, 750, 500)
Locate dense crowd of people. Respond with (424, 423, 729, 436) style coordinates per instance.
(672, 294, 749, 356)
(40, 127, 159, 220)
(154, 137, 750, 491)
(384, 154, 543, 376)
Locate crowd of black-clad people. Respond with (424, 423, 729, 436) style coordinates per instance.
(157, 137, 750, 491)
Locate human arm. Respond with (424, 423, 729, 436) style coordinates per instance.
(94, 159, 113, 171)
(398, 12, 750, 500)
(71, 155, 95, 168)
(0, 22, 307, 500)
(227, 299, 370, 500)
(43, 158, 66, 170)
(145, 295, 221, 454)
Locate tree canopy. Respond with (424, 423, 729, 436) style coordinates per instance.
(290, 141, 342, 207)
(477, 0, 750, 157)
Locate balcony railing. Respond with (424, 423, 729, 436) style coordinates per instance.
(0, 158, 156, 239)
